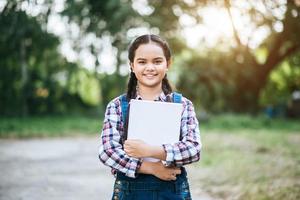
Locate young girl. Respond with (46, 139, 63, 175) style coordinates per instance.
(99, 34, 202, 200)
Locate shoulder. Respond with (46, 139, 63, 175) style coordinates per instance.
(105, 94, 124, 110)
(176, 94, 197, 118)
(181, 96, 195, 110)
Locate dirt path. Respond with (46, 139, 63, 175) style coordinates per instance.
(0, 136, 210, 200)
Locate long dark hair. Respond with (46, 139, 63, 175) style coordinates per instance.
(126, 34, 173, 101)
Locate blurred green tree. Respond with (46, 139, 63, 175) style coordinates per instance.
(62, 0, 142, 104)
(0, 3, 58, 116)
(173, 0, 300, 112)
(260, 53, 300, 108)
(61, 0, 193, 105)
(0, 1, 102, 116)
(67, 0, 300, 112)
(2, 0, 299, 115)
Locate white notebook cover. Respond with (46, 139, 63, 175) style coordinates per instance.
(127, 99, 182, 161)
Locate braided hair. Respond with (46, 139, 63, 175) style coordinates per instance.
(126, 34, 173, 101)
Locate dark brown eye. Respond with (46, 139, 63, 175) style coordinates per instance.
(154, 60, 162, 64)
(138, 61, 146, 64)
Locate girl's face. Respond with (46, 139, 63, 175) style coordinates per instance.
(130, 43, 169, 90)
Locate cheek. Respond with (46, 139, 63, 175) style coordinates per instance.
(133, 66, 143, 74)
(131, 63, 141, 72)
(159, 66, 168, 74)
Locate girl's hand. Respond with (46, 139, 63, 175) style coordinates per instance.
(151, 162, 181, 181)
(124, 139, 152, 158)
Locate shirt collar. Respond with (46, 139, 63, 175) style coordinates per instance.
(135, 91, 172, 102)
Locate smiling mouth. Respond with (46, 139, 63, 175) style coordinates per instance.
(143, 74, 157, 78)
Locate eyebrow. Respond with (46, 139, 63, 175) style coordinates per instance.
(136, 58, 146, 61)
(136, 57, 164, 61)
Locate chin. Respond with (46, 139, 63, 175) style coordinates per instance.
(141, 82, 161, 88)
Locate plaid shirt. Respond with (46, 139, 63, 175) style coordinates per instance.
(99, 92, 202, 178)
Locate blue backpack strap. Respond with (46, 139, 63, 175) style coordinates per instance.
(173, 92, 182, 103)
(120, 94, 128, 123)
(173, 92, 183, 140)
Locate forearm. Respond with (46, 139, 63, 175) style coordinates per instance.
(124, 139, 166, 160)
(138, 161, 154, 175)
(148, 145, 167, 160)
(138, 161, 182, 181)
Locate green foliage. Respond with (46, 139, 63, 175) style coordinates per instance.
(63, 0, 137, 35)
(175, 1, 300, 113)
(0, 7, 60, 115)
(1, 0, 300, 116)
(99, 73, 127, 107)
(260, 55, 300, 106)
(176, 49, 235, 112)
(59, 0, 299, 112)
(68, 68, 101, 106)
(0, 3, 103, 116)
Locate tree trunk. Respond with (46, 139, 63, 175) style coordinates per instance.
(20, 39, 28, 117)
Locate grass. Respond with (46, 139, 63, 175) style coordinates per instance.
(200, 113, 300, 134)
(0, 115, 103, 138)
(0, 114, 299, 199)
(0, 113, 299, 138)
(190, 131, 300, 200)
(186, 114, 300, 199)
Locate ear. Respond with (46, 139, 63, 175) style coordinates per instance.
(167, 60, 172, 69)
(130, 62, 134, 72)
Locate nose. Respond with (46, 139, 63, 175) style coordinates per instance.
(145, 63, 155, 71)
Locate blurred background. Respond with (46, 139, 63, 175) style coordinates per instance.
(0, 0, 300, 199)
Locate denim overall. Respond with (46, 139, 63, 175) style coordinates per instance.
(113, 93, 191, 199)
(111, 167, 192, 200)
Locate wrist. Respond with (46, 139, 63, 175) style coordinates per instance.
(146, 145, 156, 157)
(138, 161, 155, 175)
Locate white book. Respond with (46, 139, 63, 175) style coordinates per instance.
(127, 99, 183, 162)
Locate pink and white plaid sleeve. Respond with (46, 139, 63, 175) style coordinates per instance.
(163, 97, 202, 166)
(98, 97, 142, 178)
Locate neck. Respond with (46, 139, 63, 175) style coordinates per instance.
(137, 83, 163, 100)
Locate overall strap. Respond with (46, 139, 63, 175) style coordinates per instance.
(120, 94, 128, 124)
(173, 92, 182, 103)
(120, 94, 129, 144)
(173, 92, 183, 140)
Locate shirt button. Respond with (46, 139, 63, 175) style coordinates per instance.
(114, 188, 119, 193)
(116, 181, 121, 185)
(113, 196, 118, 200)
